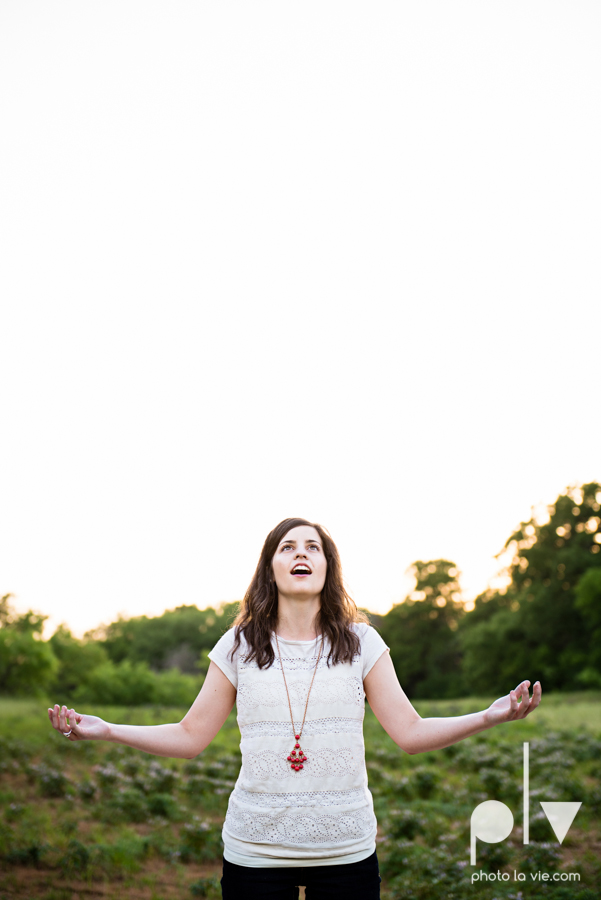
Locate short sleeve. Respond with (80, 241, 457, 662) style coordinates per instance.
(358, 624, 390, 679)
(207, 628, 239, 689)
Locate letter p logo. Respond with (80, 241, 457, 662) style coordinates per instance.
(470, 800, 514, 866)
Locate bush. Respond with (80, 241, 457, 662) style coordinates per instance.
(519, 841, 562, 873)
(77, 777, 97, 801)
(153, 668, 204, 707)
(412, 767, 439, 799)
(4, 802, 27, 822)
(477, 840, 512, 871)
(387, 808, 426, 840)
(572, 732, 601, 762)
(90, 834, 150, 876)
(147, 792, 179, 819)
(190, 876, 221, 898)
(4, 841, 48, 866)
(71, 657, 204, 706)
(95, 788, 149, 824)
(139, 760, 179, 794)
(382, 842, 465, 896)
(47, 626, 109, 698)
(0, 737, 31, 765)
(179, 817, 222, 862)
(95, 762, 127, 790)
(479, 766, 517, 802)
(74, 659, 158, 706)
(59, 839, 91, 872)
(119, 788, 149, 823)
(27, 763, 71, 798)
(528, 810, 554, 842)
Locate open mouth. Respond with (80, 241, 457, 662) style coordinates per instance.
(291, 565, 312, 576)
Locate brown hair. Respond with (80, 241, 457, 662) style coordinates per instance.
(229, 517, 368, 669)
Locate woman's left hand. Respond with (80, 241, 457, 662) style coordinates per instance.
(483, 680, 542, 728)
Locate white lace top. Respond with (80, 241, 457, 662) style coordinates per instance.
(207, 623, 390, 868)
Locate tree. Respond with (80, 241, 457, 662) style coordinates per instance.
(458, 482, 601, 693)
(378, 561, 467, 699)
(0, 594, 58, 696)
(47, 625, 109, 696)
(71, 657, 205, 707)
(573, 567, 601, 686)
(89, 603, 239, 673)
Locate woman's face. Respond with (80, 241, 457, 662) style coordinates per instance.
(271, 525, 327, 598)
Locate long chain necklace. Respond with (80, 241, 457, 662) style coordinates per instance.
(274, 631, 325, 772)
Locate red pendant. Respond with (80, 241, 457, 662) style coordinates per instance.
(288, 739, 307, 770)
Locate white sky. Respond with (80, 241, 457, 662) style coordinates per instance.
(1, 2, 600, 639)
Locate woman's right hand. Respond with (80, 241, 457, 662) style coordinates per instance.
(48, 704, 111, 742)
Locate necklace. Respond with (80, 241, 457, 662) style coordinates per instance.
(274, 631, 325, 772)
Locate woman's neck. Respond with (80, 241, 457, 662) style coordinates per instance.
(275, 598, 321, 641)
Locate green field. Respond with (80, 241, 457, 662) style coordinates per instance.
(0, 693, 599, 900)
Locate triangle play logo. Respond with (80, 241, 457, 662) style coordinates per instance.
(540, 802, 582, 844)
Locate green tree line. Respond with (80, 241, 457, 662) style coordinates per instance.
(2, 483, 600, 705)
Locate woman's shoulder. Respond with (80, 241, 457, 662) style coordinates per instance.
(350, 620, 381, 640)
(208, 626, 246, 665)
(207, 626, 245, 688)
(210, 625, 248, 654)
(351, 621, 389, 652)
(350, 621, 390, 677)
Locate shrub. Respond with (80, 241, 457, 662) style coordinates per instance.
(71, 658, 204, 707)
(77, 777, 97, 801)
(153, 668, 204, 707)
(89, 834, 150, 876)
(27, 763, 71, 798)
(95, 788, 149, 824)
(147, 792, 179, 819)
(382, 841, 465, 895)
(477, 840, 512, 870)
(59, 839, 91, 872)
(119, 788, 150, 823)
(95, 762, 127, 790)
(519, 841, 562, 874)
(412, 767, 439, 799)
(139, 760, 179, 794)
(0, 737, 30, 764)
(179, 817, 222, 862)
(47, 626, 109, 698)
(387, 808, 426, 840)
(74, 659, 157, 706)
(190, 876, 221, 898)
(588, 785, 601, 813)
(183, 774, 213, 797)
(572, 732, 601, 762)
(4, 802, 27, 821)
(4, 841, 48, 866)
(528, 809, 554, 841)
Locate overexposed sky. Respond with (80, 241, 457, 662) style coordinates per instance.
(1, 2, 600, 639)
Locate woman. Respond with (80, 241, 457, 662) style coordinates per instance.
(48, 517, 542, 899)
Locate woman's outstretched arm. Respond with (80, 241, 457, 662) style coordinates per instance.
(47, 661, 236, 759)
(363, 651, 542, 755)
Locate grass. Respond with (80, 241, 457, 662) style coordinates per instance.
(0, 691, 599, 899)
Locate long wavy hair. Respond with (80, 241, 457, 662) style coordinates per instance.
(229, 517, 368, 669)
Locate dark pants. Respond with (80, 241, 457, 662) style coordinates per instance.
(220, 850, 381, 899)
